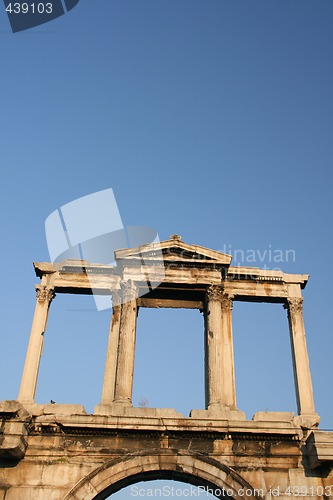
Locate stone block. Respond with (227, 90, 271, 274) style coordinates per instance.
(94, 404, 183, 418)
(20, 403, 45, 416)
(306, 430, 333, 469)
(252, 412, 294, 422)
(190, 408, 246, 420)
(43, 404, 87, 416)
(0, 422, 28, 460)
(0, 400, 30, 420)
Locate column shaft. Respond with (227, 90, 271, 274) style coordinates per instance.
(18, 286, 54, 403)
(205, 286, 236, 410)
(220, 294, 237, 409)
(113, 281, 138, 405)
(286, 297, 316, 415)
(100, 292, 121, 405)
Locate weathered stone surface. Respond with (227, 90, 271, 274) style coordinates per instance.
(0, 401, 31, 460)
(43, 404, 87, 416)
(294, 413, 320, 429)
(0, 421, 28, 459)
(252, 411, 295, 422)
(0, 400, 30, 420)
(190, 408, 246, 420)
(94, 404, 183, 418)
(1, 410, 332, 499)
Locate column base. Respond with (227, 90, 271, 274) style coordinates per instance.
(109, 398, 132, 407)
(294, 413, 320, 429)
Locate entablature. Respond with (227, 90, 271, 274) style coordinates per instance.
(33, 238, 308, 303)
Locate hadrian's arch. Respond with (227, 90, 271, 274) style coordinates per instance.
(1, 235, 333, 499)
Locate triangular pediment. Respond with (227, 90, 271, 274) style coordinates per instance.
(115, 235, 232, 266)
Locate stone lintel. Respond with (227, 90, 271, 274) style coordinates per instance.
(137, 298, 203, 309)
(34, 260, 117, 276)
(227, 267, 308, 287)
(223, 282, 289, 301)
(123, 267, 222, 285)
(52, 272, 120, 291)
(33, 262, 308, 302)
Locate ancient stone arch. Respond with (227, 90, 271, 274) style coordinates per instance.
(64, 452, 261, 500)
(1, 235, 333, 499)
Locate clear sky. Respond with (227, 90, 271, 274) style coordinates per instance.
(1, 0, 333, 496)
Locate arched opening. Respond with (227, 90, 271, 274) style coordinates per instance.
(99, 474, 221, 499)
(64, 453, 263, 500)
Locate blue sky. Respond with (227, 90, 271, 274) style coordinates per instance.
(0, 0, 332, 496)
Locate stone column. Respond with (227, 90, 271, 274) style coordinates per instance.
(113, 281, 138, 406)
(285, 297, 317, 417)
(18, 286, 55, 403)
(99, 291, 121, 405)
(220, 293, 237, 409)
(205, 286, 237, 411)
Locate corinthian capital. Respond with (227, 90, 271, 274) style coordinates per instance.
(207, 285, 233, 309)
(285, 297, 303, 314)
(207, 285, 223, 302)
(36, 286, 55, 303)
(221, 294, 233, 310)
